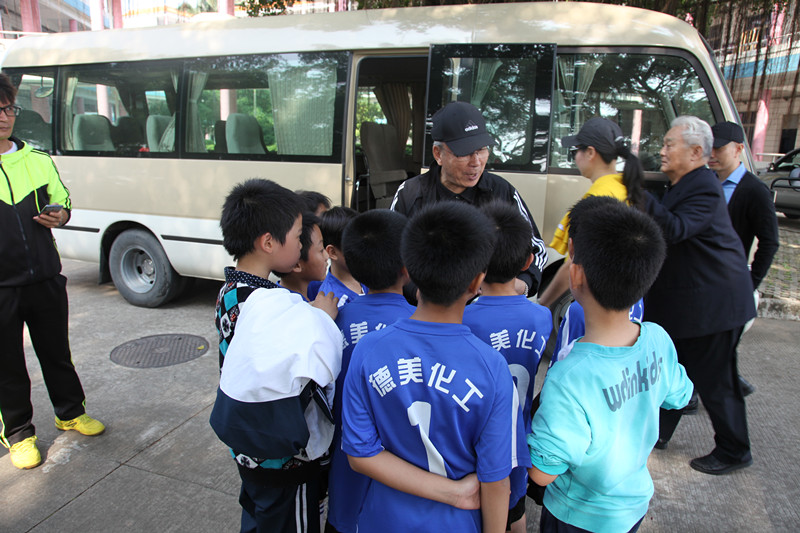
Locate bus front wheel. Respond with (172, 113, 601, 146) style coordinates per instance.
(109, 229, 182, 308)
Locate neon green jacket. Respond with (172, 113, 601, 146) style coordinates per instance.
(0, 137, 71, 286)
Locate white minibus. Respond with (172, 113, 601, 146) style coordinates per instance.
(1, 2, 746, 310)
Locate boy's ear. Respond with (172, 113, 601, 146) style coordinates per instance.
(520, 252, 534, 272)
(467, 271, 486, 298)
(568, 261, 585, 292)
(291, 261, 303, 273)
(325, 244, 339, 261)
(257, 233, 273, 254)
(399, 266, 411, 286)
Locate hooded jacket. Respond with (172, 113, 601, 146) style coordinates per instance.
(0, 137, 71, 287)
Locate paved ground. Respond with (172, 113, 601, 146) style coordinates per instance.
(759, 215, 800, 320)
(1, 215, 798, 532)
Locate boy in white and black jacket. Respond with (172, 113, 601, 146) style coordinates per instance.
(210, 179, 342, 533)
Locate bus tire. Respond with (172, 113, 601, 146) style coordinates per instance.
(109, 229, 181, 308)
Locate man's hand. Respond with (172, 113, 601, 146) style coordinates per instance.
(311, 290, 339, 320)
(33, 209, 67, 229)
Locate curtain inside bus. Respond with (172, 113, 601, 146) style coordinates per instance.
(267, 61, 336, 156)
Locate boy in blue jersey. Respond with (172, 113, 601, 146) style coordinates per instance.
(209, 179, 342, 533)
(274, 212, 329, 301)
(550, 197, 645, 366)
(462, 201, 551, 533)
(296, 190, 332, 301)
(319, 206, 367, 308)
(553, 299, 643, 365)
(342, 202, 522, 533)
(326, 209, 415, 533)
(528, 196, 693, 533)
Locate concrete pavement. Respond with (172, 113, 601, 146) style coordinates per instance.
(0, 262, 239, 533)
(1, 242, 799, 531)
(758, 214, 800, 321)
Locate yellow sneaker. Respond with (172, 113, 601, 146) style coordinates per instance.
(9, 436, 43, 470)
(55, 413, 106, 436)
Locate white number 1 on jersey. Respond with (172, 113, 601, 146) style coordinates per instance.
(407, 401, 447, 476)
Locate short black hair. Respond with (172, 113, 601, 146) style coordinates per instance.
(569, 196, 665, 311)
(342, 209, 408, 291)
(320, 206, 358, 249)
(568, 195, 619, 243)
(480, 200, 533, 284)
(273, 211, 320, 277)
(402, 202, 495, 306)
(296, 190, 331, 213)
(298, 212, 321, 263)
(0, 73, 17, 104)
(220, 179, 303, 261)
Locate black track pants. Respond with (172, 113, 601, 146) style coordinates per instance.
(0, 275, 86, 447)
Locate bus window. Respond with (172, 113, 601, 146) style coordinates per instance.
(187, 52, 347, 159)
(61, 63, 178, 154)
(9, 72, 54, 152)
(428, 44, 555, 172)
(551, 52, 717, 172)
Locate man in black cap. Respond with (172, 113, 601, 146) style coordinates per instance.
(709, 120, 779, 396)
(390, 101, 547, 296)
(709, 121, 779, 300)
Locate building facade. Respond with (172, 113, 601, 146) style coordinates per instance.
(710, 2, 800, 160)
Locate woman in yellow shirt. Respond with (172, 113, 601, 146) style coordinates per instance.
(539, 117, 645, 307)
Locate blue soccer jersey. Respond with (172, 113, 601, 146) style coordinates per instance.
(328, 293, 415, 533)
(307, 280, 322, 301)
(463, 295, 551, 506)
(318, 271, 368, 309)
(341, 318, 519, 532)
(552, 299, 644, 366)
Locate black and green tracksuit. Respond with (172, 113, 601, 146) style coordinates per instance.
(0, 137, 86, 447)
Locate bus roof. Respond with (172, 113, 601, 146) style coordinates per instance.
(2, 2, 708, 67)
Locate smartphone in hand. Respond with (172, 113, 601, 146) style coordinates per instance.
(39, 204, 62, 216)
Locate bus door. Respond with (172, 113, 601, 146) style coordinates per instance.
(349, 54, 428, 212)
(425, 44, 556, 229)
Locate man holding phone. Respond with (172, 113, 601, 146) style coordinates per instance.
(0, 73, 105, 470)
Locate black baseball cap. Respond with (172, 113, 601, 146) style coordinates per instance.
(431, 102, 495, 157)
(561, 117, 624, 155)
(711, 121, 745, 148)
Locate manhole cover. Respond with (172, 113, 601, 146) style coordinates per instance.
(110, 334, 209, 368)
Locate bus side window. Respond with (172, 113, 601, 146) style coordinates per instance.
(188, 52, 345, 159)
(551, 52, 717, 171)
(192, 64, 274, 156)
(7, 72, 55, 152)
(61, 63, 177, 155)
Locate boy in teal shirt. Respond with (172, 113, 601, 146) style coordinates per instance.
(528, 196, 693, 533)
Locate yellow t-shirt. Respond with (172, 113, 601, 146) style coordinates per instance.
(549, 173, 628, 255)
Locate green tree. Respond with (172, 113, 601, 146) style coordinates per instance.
(242, 0, 295, 16)
(355, 87, 386, 146)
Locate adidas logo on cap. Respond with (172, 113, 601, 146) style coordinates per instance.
(464, 121, 478, 132)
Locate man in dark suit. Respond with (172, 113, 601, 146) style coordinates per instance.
(644, 116, 756, 475)
(709, 121, 779, 397)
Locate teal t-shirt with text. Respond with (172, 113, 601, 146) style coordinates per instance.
(528, 322, 693, 533)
